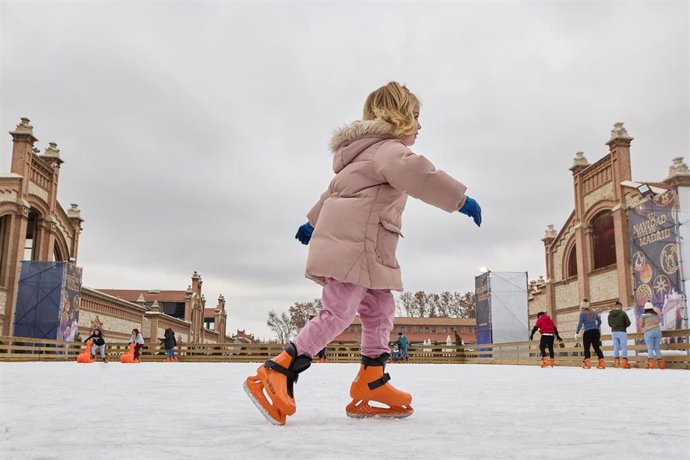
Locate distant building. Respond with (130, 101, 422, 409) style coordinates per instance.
(333, 316, 476, 344)
(97, 272, 228, 342)
(529, 123, 689, 335)
(230, 329, 257, 343)
(0, 118, 228, 343)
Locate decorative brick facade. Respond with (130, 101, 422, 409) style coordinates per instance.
(529, 123, 690, 336)
(0, 118, 229, 344)
(588, 268, 619, 303)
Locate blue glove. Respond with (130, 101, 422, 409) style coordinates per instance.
(458, 196, 482, 227)
(295, 222, 314, 245)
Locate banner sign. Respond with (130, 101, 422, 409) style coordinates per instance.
(475, 272, 492, 345)
(14, 262, 83, 340)
(629, 189, 686, 331)
(59, 264, 83, 341)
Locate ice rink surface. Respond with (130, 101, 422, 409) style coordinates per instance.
(1, 362, 688, 459)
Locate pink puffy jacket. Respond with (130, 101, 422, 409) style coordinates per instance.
(304, 120, 468, 290)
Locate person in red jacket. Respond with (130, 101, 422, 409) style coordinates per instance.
(530, 312, 563, 367)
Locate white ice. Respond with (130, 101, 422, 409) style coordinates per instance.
(1, 362, 688, 459)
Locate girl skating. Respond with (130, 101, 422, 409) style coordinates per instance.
(244, 82, 482, 425)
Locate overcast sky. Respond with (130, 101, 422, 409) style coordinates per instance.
(1, 1, 688, 340)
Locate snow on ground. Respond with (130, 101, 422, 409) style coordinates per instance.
(0, 362, 688, 459)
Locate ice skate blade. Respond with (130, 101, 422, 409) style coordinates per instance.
(243, 379, 285, 426)
(346, 409, 413, 419)
(345, 401, 413, 419)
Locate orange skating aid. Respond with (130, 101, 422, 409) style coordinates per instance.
(243, 343, 312, 426)
(346, 354, 413, 419)
(76, 340, 94, 363)
(120, 343, 138, 364)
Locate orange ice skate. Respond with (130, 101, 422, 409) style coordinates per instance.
(540, 357, 548, 368)
(622, 358, 631, 369)
(549, 358, 555, 367)
(596, 358, 606, 369)
(581, 358, 591, 369)
(346, 354, 413, 419)
(244, 343, 312, 426)
(613, 358, 620, 368)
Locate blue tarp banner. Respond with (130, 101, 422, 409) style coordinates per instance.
(13, 261, 83, 340)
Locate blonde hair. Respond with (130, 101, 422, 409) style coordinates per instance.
(363, 82, 419, 137)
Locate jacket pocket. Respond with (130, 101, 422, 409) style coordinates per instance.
(375, 220, 403, 268)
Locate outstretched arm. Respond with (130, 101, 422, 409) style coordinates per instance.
(372, 143, 467, 213)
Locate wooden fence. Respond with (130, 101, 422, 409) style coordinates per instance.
(0, 329, 688, 368)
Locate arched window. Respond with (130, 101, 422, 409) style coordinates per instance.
(566, 244, 578, 278)
(24, 210, 39, 260)
(591, 211, 616, 269)
(0, 215, 8, 282)
(53, 242, 64, 262)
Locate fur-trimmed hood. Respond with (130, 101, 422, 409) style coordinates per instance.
(330, 120, 396, 174)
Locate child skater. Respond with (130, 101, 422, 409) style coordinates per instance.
(129, 328, 145, 362)
(529, 311, 562, 367)
(160, 328, 177, 361)
(244, 81, 482, 425)
(84, 328, 107, 363)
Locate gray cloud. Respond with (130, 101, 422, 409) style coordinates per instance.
(1, 1, 687, 338)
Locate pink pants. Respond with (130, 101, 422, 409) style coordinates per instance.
(292, 279, 395, 359)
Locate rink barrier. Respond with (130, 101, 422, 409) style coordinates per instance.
(0, 329, 688, 368)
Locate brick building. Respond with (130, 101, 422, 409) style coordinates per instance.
(529, 122, 690, 335)
(0, 118, 229, 343)
(333, 316, 476, 345)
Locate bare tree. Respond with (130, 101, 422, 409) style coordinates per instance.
(267, 310, 296, 343)
(289, 298, 323, 331)
(395, 290, 476, 318)
(397, 291, 414, 316)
